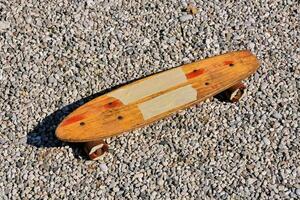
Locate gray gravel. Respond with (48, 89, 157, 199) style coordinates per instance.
(0, 0, 300, 199)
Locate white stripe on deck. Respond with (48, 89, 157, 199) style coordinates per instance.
(107, 68, 187, 104)
(138, 85, 197, 120)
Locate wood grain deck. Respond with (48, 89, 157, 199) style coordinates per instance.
(56, 50, 259, 142)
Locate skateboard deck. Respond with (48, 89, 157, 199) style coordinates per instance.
(56, 50, 259, 159)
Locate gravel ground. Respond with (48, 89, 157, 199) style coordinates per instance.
(0, 0, 299, 199)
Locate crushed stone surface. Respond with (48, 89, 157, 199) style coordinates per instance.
(0, 0, 299, 199)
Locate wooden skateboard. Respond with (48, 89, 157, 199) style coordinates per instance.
(56, 50, 259, 160)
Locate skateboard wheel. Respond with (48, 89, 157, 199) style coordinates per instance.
(215, 82, 246, 103)
(84, 140, 109, 160)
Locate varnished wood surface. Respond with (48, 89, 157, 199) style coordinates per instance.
(56, 50, 259, 142)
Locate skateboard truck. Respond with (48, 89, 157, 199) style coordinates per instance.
(215, 82, 246, 102)
(84, 140, 109, 160)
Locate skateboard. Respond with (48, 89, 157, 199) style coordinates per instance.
(56, 50, 259, 160)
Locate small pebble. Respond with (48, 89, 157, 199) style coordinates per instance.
(0, 21, 10, 30)
(248, 178, 257, 185)
(179, 15, 193, 22)
(273, 112, 282, 119)
(187, 4, 198, 15)
(296, 188, 300, 196)
(99, 163, 108, 172)
(263, 137, 271, 146)
(249, 42, 255, 50)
